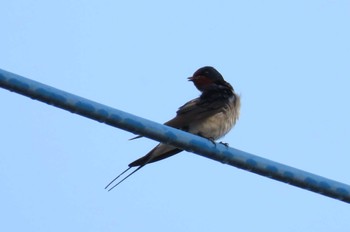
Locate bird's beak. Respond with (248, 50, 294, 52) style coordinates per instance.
(188, 76, 194, 81)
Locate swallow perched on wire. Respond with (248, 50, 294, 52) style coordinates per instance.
(105, 66, 240, 191)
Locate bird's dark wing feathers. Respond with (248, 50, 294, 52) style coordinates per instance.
(128, 147, 182, 167)
(130, 87, 234, 138)
(165, 89, 234, 129)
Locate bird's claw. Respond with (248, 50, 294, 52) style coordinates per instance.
(207, 137, 216, 145)
(219, 141, 229, 147)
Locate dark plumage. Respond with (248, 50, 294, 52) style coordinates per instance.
(105, 66, 240, 190)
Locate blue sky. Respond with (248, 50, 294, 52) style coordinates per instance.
(1, 1, 350, 231)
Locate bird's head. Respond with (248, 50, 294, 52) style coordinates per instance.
(188, 66, 227, 91)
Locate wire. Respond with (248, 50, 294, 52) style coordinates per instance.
(1, 68, 349, 203)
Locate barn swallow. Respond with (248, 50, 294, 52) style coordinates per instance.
(105, 66, 240, 191)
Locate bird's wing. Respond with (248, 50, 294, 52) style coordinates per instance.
(129, 96, 229, 139)
(164, 97, 228, 129)
(128, 143, 182, 167)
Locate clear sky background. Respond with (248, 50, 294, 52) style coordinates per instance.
(1, 1, 349, 231)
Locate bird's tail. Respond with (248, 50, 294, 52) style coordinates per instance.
(105, 165, 146, 191)
(105, 146, 182, 191)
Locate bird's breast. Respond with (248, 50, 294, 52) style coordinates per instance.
(188, 96, 240, 140)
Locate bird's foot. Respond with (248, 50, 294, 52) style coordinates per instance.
(219, 141, 229, 147)
(207, 137, 216, 145)
(197, 133, 216, 145)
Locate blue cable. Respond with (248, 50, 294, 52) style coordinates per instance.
(1, 68, 349, 203)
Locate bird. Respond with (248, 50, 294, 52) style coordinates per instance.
(105, 66, 240, 191)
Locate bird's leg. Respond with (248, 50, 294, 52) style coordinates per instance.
(207, 137, 216, 145)
(198, 133, 216, 145)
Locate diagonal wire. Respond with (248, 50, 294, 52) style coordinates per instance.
(0, 68, 349, 203)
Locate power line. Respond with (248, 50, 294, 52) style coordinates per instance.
(1, 68, 349, 203)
